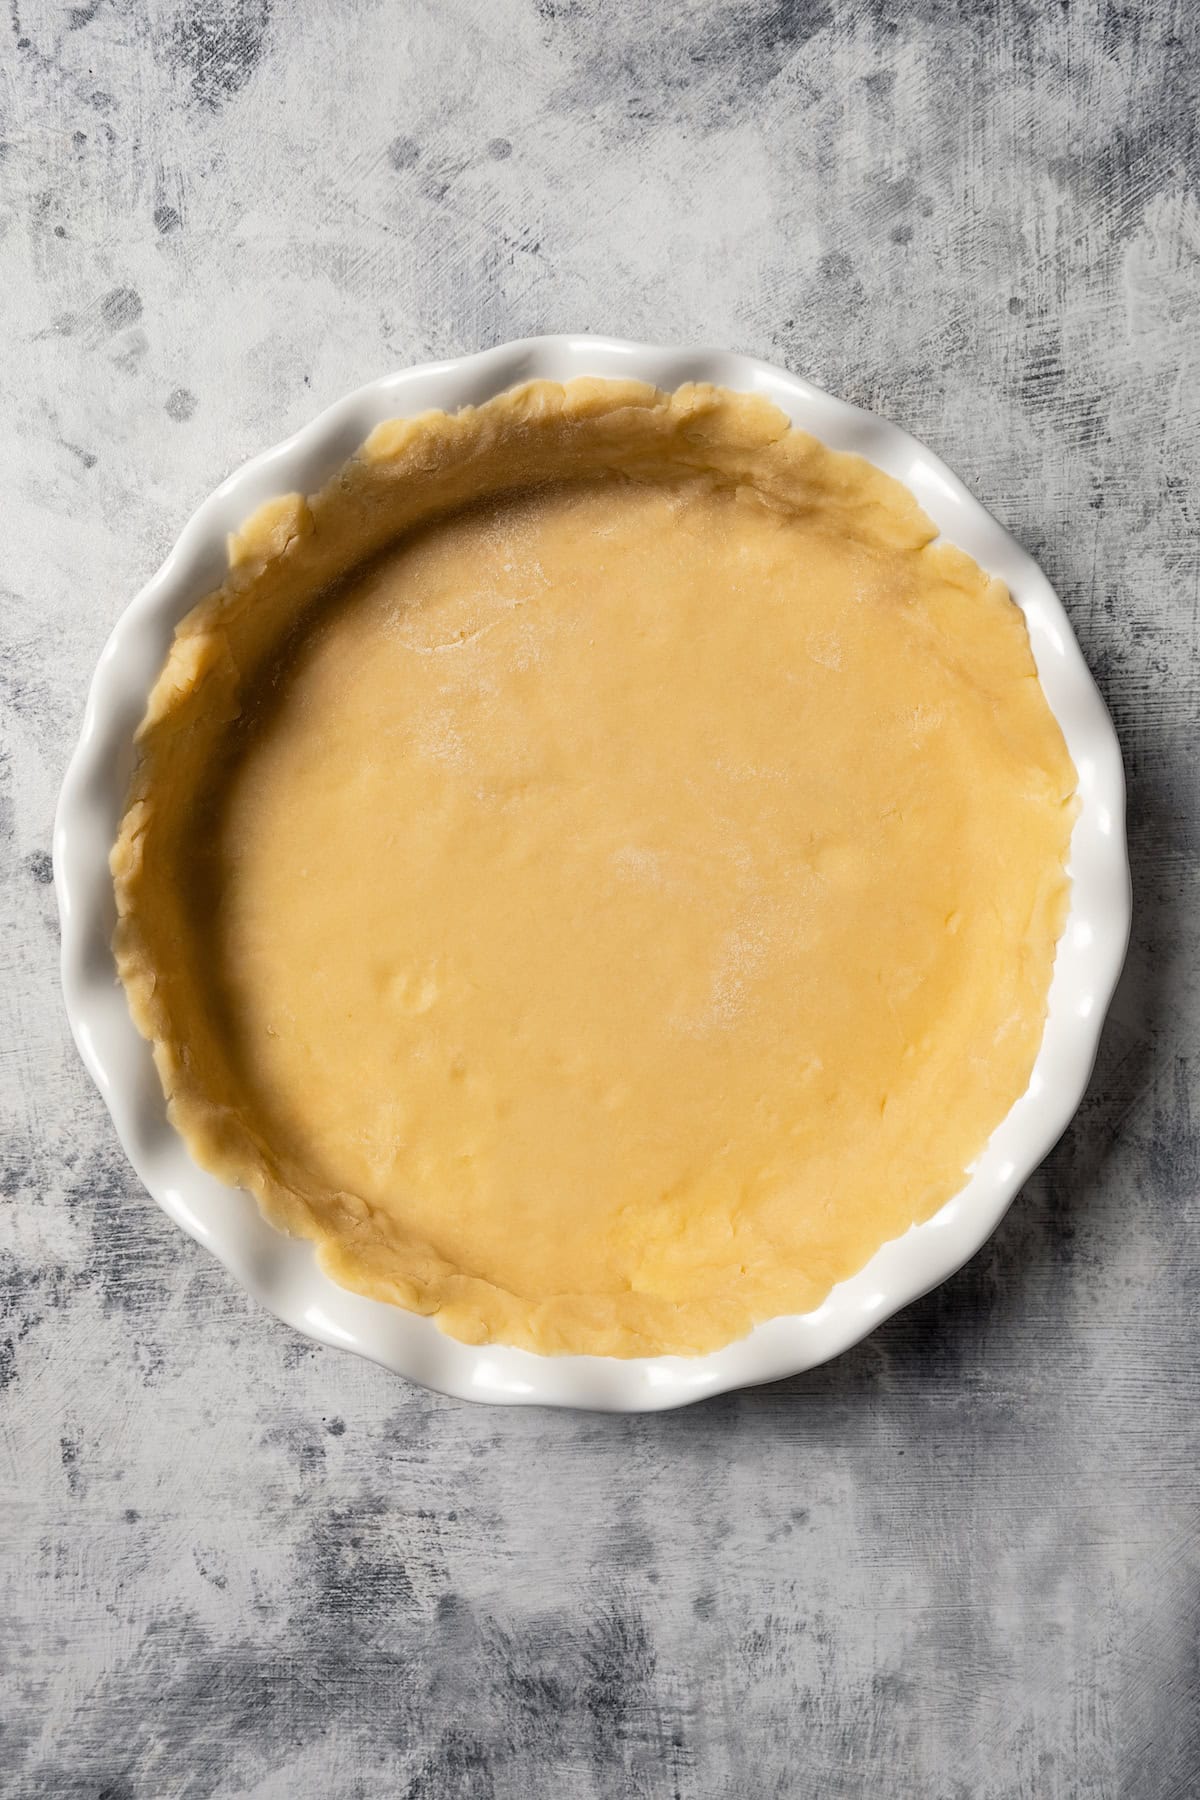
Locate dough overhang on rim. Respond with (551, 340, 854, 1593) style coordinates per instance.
(111, 379, 1078, 1357)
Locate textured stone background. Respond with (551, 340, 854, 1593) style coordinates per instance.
(3, 1, 1198, 1795)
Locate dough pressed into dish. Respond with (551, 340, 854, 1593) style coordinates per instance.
(112, 379, 1077, 1357)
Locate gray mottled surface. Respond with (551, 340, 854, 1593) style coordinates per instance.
(2, 1, 1198, 1795)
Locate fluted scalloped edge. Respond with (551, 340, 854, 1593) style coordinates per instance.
(54, 336, 1131, 1411)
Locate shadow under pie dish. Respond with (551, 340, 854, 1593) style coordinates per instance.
(109, 371, 1081, 1360)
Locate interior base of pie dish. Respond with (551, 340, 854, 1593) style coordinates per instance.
(56, 338, 1130, 1408)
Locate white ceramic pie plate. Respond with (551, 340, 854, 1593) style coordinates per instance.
(55, 336, 1130, 1410)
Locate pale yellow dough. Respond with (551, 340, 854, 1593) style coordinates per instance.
(112, 379, 1076, 1357)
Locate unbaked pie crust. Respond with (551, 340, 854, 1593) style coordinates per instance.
(112, 380, 1076, 1356)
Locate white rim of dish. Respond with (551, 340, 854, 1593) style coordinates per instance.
(54, 335, 1132, 1412)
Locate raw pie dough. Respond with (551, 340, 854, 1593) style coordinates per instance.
(112, 380, 1077, 1357)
